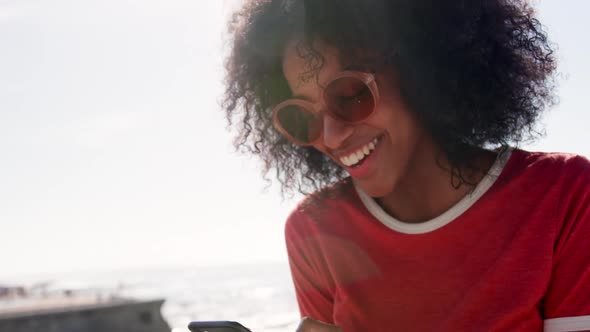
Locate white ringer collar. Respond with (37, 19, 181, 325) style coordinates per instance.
(353, 148, 512, 235)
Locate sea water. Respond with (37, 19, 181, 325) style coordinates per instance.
(3, 262, 300, 332)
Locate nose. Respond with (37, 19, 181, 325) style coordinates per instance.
(322, 113, 354, 149)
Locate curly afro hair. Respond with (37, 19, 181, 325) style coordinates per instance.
(223, 0, 556, 196)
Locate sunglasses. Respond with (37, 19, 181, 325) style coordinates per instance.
(272, 71, 380, 146)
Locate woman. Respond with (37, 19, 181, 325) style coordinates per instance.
(224, 0, 590, 331)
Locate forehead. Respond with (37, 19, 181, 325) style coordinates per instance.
(281, 39, 343, 95)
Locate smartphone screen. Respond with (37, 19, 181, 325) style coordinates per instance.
(190, 328, 242, 332)
(190, 328, 245, 332)
(188, 321, 252, 332)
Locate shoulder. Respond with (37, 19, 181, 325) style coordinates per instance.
(500, 149, 590, 204)
(511, 148, 590, 231)
(504, 149, 590, 181)
(550, 152, 590, 217)
(510, 148, 586, 167)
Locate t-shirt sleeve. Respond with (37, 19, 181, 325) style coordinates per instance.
(285, 209, 335, 324)
(543, 155, 590, 331)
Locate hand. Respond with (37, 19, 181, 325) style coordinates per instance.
(296, 317, 344, 332)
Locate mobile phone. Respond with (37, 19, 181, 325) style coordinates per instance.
(188, 321, 253, 332)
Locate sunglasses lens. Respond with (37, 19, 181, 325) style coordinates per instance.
(324, 76, 375, 122)
(276, 105, 321, 144)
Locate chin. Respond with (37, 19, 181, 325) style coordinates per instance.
(356, 179, 395, 198)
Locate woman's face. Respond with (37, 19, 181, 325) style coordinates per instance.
(281, 40, 435, 197)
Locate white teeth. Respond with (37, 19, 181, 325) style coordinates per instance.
(340, 136, 380, 167)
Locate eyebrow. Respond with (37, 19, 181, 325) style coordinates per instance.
(291, 75, 318, 101)
(290, 65, 369, 101)
(342, 64, 365, 71)
(291, 93, 314, 101)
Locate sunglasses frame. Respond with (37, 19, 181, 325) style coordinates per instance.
(271, 70, 380, 146)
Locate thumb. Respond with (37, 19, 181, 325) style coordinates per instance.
(296, 317, 344, 332)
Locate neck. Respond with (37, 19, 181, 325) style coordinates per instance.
(376, 147, 497, 224)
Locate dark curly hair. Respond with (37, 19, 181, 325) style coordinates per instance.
(223, 0, 556, 196)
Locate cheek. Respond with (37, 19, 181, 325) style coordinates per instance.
(373, 100, 410, 134)
(373, 100, 424, 151)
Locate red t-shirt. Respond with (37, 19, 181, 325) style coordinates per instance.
(285, 149, 590, 331)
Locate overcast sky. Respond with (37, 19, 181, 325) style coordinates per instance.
(1, 0, 589, 279)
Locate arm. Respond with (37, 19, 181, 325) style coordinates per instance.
(285, 209, 336, 324)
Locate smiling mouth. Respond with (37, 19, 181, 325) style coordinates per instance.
(339, 136, 382, 167)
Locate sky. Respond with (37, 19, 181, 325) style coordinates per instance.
(0, 0, 589, 279)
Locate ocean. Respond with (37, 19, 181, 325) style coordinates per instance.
(4, 262, 300, 332)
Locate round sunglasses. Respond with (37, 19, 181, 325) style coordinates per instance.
(272, 71, 380, 146)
